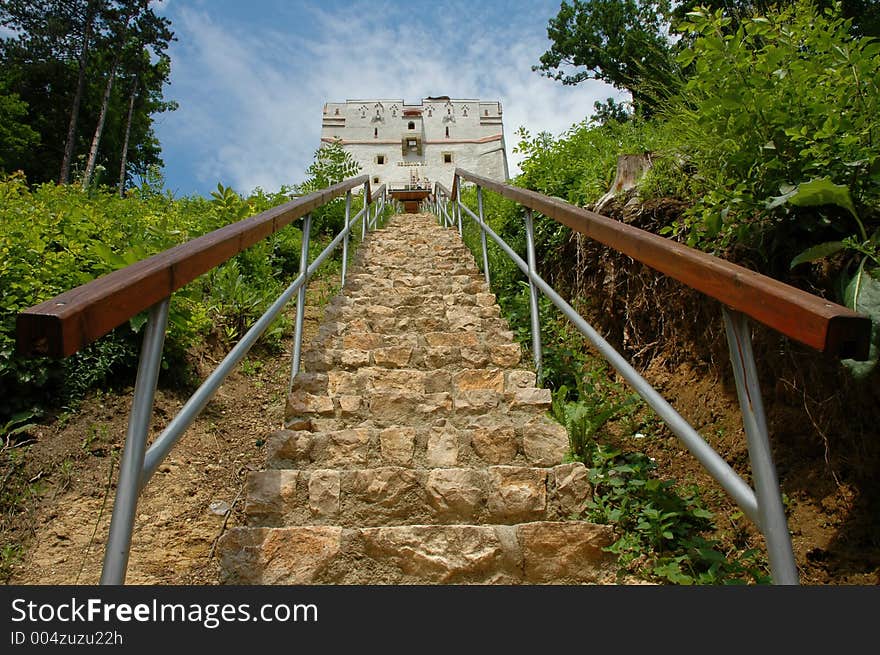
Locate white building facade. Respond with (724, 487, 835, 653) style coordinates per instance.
(320, 96, 509, 190)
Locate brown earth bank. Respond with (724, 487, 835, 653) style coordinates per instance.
(541, 195, 880, 585)
(2, 278, 339, 585)
(3, 210, 879, 585)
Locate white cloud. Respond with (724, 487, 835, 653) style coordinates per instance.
(156, 1, 626, 195)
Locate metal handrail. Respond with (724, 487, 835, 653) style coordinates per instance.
(436, 170, 873, 585)
(14, 176, 388, 584)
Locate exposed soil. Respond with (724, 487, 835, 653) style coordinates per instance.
(3, 206, 879, 585)
(3, 277, 339, 585)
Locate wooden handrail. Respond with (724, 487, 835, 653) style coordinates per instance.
(453, 169, 871, 360)
(17, 175, 370, 359)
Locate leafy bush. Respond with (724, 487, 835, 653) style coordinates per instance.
(0, 173, 314, 421)
(664, 3, 880, 256)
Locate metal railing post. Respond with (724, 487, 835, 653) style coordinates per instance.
(361, 187, 368, 240)
(455, 184, 463, 237)
(722, 308, 799, 585)
(341, 191, 352, 287)
(290, 213, 311, 387)
(477, 186, 491, 286)
(100, 297, 170, 584)
(524, 208, 543, 378)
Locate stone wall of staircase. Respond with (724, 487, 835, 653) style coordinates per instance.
(219, 213, 616, 584)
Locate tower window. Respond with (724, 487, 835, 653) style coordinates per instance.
(443, 153, 453, 164)
(373, 176, 380, 184)
(377, 155, 385, 165)
(445, 126, 449, 138)
(374, 127, 378, 138)
(408, 121, 415, 130)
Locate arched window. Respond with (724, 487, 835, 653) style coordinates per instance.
(445, 126, 449, 138)
(374, 127, 378, 138)
(408, 121, 415, 130)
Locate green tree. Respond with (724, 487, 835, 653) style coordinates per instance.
(534, 0, 679, 116)
(299, 140, 361, 192)
(0, 0, 174, 186)
(298, 141, 361, 235)
(0, 83, 38, 171)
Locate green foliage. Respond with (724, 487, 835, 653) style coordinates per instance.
(552, 384, 639, 459)
(783, 178, 880, 376)
(0, 172, 311, 420)
(0, 0, 176, 186)
(456, 188, 770, 584)
(514, 119, 664, 207)
(298, 141, 363, 235)
(577, 439, 770, 584)
(0, 82, 39, 172)
(535, 0, 679, 115)
(664, 3, 880, 258)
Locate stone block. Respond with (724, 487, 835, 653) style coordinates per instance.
(453, 369, 505, 392)
(475, 292, 496, 307)
(359, 526, 507, 583)
(244, 470, 299, 525)
(424, 469, 485, 518)
(372, 346, 413, 368)
(286, 391, 335, 417)
(460, 347, 489, 368)
(351, 467, 420, 511)
(426, 428, 459, 467)
(552, 463, 591, 516)
(425, 331, 479, 347)
(219, 527, 342, 584)
(521, 419, 569, 466)
(423, 370, 452, 394)
(379, 427, 416, 466)
(308, 470, 340, 518)
(267, 430, 313, 464)
(517, 522, 614, 583)
(505, 369, 536, 390)
(340, 349, 371, 367)
(487, 467, 547, 520)
(322, 429, 372, 467)
(509, 387, 552, 409)
(471, 426, 517, 464)
(338, 395, 362, 416)
(490, 343, 522, 367)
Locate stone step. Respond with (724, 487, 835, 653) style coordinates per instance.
(302, 335, 519, 371)
(266, 419, 569, 469)
(323, 299, 503, 324)
(291, 366, 535, 397)
(306, 316, 514, 346)
(218, 521, 616, 584)
(341, 290, 497, 310)
(244, 463, 591, 528)
(344, 273, 486, 295)
(284, 386, 552, 426)
(301, 335, 522, 372)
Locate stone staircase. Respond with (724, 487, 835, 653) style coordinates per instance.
(218, 213, 616, 584)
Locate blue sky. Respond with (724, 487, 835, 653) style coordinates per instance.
(152, 0, 625, 197)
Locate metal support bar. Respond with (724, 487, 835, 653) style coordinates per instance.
(455, 185, 463, 237)
(100, 297, 170, 585)
(361, 187, 368, 240)
(341, 191, 352, 287)
(460, 209, 761, 523)
(524, 208, 543, 378)
(477, 186, 491, 286)
(141, 215, 360, 486)
(290, 213, 311, 386)
(723, 308, 799, 585)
